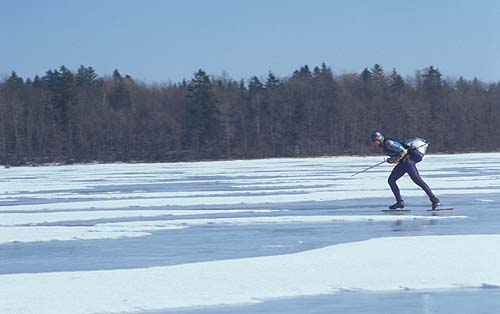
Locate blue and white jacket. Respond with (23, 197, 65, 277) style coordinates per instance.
(381, 138, 406, 158)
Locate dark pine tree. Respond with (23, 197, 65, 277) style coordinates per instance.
(108, 69, 132, 110)
(183, 69, 223, 156)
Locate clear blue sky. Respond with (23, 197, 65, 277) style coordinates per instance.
(1, 0, 499, 83)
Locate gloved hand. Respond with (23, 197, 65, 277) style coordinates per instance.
(398, 148, 408, 159)
(386, 156, 400, 164)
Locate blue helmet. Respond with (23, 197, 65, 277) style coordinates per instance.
(370, 131, 384, 142)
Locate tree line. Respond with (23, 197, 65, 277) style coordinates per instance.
(0, 64, 499, 165)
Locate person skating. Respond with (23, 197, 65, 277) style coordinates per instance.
(370, 131, 440, 210)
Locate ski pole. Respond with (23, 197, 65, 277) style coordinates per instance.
(351, 160, 386, 177)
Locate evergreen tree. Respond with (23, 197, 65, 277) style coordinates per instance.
(388, 69, 405, 92)
(371, 64, 385, 83)
(265, 71, 280, 90)
(108, 82, 132, 110)
(112, 69, 122, 80)
(360, 68, 372, 83)
(311, 63, 337, 151)
(248, 76, 264, 92)
(76, 66, 98, 87)
(43, 66, 76, 138)
(248, 76, 265, 152)
(292, 65, 313, 81)
(418, 66, 447, 149)
(0, 72, 25, 163)
(7, 71, 23, 85)
(108, 70, 132, 110)
(421, 65, 443, 95)
(183, 69, 223, 155)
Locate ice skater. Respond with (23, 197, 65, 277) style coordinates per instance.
(370, 131, 440, 210)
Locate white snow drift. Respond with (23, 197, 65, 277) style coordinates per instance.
(2, 234, 500, 314)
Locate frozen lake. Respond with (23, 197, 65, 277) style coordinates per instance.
(1, 153, 500, 314)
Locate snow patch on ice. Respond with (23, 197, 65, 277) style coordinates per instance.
(0, 214, 467, 244)
(2, 234, 499, 314)
(0, 209, 281, 226)
(0, 225, 183, 244)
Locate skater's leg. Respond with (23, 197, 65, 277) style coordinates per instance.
(403, 157, 436, 199)
(388, 162, 406, 202)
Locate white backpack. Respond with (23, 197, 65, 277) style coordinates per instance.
(403, 138, 429, 157)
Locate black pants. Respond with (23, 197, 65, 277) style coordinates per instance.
(388, 155, 435, 202)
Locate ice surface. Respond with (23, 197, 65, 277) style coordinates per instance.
(1, 153, 500, 314)
(0, 209, 280, 226)
(2, 234, 500, 314)
(1, 154, 499, 213)
(0, 214, 467, 244)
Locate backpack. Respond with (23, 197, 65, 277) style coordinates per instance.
(402, 137, 429, 161)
